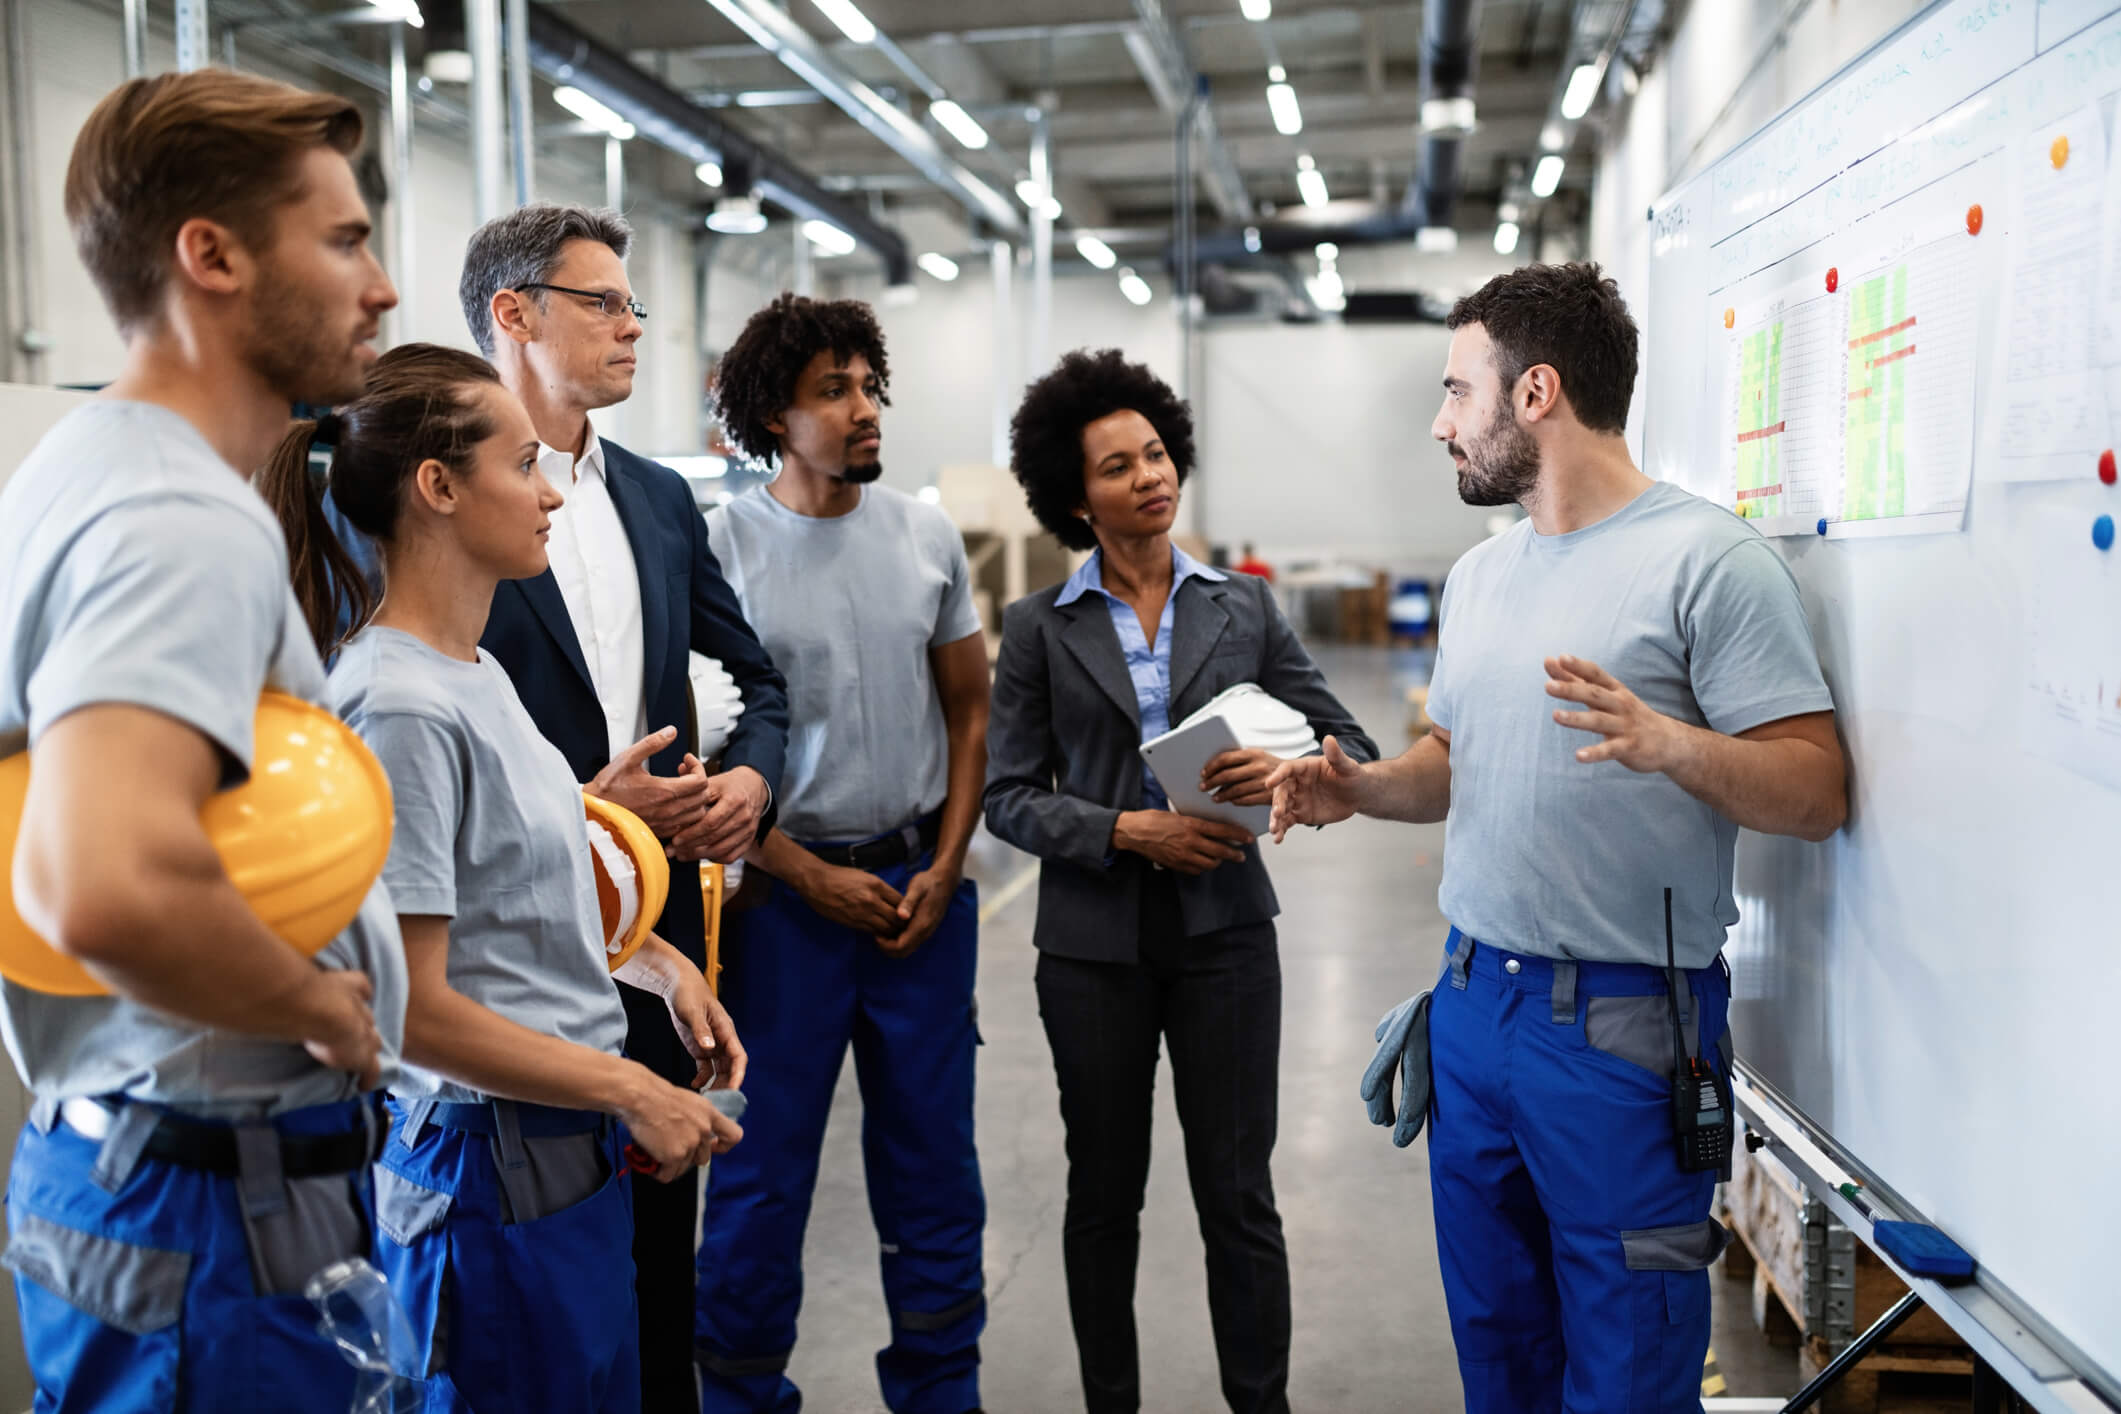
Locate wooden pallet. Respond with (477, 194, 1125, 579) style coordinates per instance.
(1721, 1142, 1972, 1413)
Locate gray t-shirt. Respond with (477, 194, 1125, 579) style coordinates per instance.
(707, 484, 981, 842)
(0, 401, 408, 1116)
(1426, 480, 1835, 969)
(330, 628, 626, 1103)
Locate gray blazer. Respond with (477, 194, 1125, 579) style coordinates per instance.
(983, 569, 1377, 963)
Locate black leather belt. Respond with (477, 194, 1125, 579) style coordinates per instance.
(799, 815, 941, 872)
(63, 1097, 383, 1178)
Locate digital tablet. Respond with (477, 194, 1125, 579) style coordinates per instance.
(1137, 714, 1271, 836)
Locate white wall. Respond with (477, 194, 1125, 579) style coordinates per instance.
(1, 0, 710, 454)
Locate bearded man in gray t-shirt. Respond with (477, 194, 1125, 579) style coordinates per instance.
(1270, 263, 1847, 1413)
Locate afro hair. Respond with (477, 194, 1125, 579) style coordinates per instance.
(1009, 348, 1195, 552)
(711, 293, 891, 466)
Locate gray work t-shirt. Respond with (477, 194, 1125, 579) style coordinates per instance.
(1426, 480, 1835, 969)
(330, 628, 627, 1103)
(707, 484, 981, 842)
(0, 401, 408, 1116)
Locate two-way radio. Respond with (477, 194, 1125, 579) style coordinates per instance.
(1665, 887, 1733, 1173)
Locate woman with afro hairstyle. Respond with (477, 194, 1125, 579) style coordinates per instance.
(983, 348, 1376, 1414)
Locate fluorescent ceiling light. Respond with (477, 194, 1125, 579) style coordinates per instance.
(1315, 241, 1338, 261)
(1243, 226, 1262, 253)
(1416, 226, 1458, 254)
(1296, 166, 1329, 209)
(1118, 270, 1153, 306)
(1268, 64, 1286, 82)
(1541, 122, 1566, 151)
(802, 219, 857, 256)
(424, 49, 472, 83)
(659, 455, 728, 481)
(706, 194, 767, 234)
(917, 251, 960, 281)
(881, 282, 917, 307)
(1560, 63, 1601, 120)
(1240, 0, 1271, 19)
(1266, 82, 1303, 136)
(1075, 234, 1118, 269)
(1498, 200, 1521, 222)
(552, 86, 634, 140)
(809, 0, 876, 45)
(1531, 154, 1565, 198)
(1014, 179, 1061, 220)
(1420, 96, 1475, 133)
(928, 99, 989, 150)
(1493, 221, 1521, 256)
(1308, 266, 1345, 312)
(367, 0, 423, 27)
(695, 161, 722, 187)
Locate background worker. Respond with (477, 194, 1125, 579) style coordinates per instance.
(693, 294, 990, 1414)
(264, 341, 744, 1412)
(460, 202, 790, 1413)
(0, 71, 404, 1408)
(1269, 263, 1847, 1413)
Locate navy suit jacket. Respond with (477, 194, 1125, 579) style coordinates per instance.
(480, 436, 790, 967)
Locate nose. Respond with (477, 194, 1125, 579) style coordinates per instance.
(853, 389, 879, 425)
(366, 250, 399, 312)
(1431, 402, 1453, 443)
(538, 470, 565, 510)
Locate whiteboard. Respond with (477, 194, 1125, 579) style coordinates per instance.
(1643, 0, 2121, 1390)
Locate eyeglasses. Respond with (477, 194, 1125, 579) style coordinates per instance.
(514, 282, 647, 321)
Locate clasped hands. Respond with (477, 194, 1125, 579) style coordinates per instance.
(586, 725, 770, 865)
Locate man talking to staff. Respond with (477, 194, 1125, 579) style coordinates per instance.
(1270, 263, 1847, 1413)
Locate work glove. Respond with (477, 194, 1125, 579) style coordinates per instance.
(1360, 990, 1433, 1148)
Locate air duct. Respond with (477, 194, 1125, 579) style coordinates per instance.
(523, 4, 912, 284)
(1403, 0, 1484, 230)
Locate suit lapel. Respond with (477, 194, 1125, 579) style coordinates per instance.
(1167, 578, 1231, 715)
(1058, 596, 1141, 725)
(511, 571, 595, 695)
(600, 449, 671, 704)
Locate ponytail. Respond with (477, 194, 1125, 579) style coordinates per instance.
(257, 418, 378, 660)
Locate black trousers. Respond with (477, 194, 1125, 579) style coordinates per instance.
(620, 980, 704, 1414)
(1034, 870, 1292, 1414)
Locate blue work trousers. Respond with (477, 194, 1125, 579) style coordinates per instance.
(1428, 929, 1734, 1414)
(371, 1099, 640, 1414)
(695, 850, 985, 1414)
(4, 1096, 376, 1413)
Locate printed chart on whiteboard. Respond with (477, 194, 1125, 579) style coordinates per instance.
(1720, 284, 1843, 536)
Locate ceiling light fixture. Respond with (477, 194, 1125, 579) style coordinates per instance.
(917, 251, 961, 281)
(1493, 221, 1521, 256)
(928, 99, 990, 150)
(366, 0, 424, 27)
(695, 161, 723, 187)
(1420, 96, 1476, 133)
(1118, 269, 1153, 306)
(423, 49, 471, 83)
(1416, 226, 1458, 254)
(1240, 0, 1271, 19)
(1076, 234, 1118, 269)
(809, 0, 876, 45)
(1014, 179, 1061, 220)
(1541, 122, 1566, 152)
(1296, 164, 1329, 209)
(1266, 81, 1303, 136)
(1531, 154, 1565, 198)
(802, 219, 857, 256)
(1560, 62, 1601, 121)
(706, 193, 768, 235)
(552, 86, 634, 140)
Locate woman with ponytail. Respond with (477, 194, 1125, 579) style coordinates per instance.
(258, 343, 747, 1413)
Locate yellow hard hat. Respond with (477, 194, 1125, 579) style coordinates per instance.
(584, 793, 668, 973)
(0, 692, 394, 997)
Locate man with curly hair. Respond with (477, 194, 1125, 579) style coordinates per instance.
(693, 294, 990, 1414)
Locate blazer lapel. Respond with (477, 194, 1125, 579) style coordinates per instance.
(1058, 596, 1141, 725)
(512, 570, 596, 695)
(1167, 578, 1232, 715)
(601, 451, 671, 703)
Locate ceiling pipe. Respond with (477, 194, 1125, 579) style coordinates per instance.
(693, 0, 1025, 240)
(523, 4, 913, 283)
(1402, 0, 1484, 229)
(1125, 0, 1251, 223)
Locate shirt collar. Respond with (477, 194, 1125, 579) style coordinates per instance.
(539, 417, 605, 485)
(1055, 543, 1227, 607)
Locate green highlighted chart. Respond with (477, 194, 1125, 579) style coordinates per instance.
(1843, 263, 1914, 521)
(1734, 320, 1787, 514)
(1718, 282, 1838, 535)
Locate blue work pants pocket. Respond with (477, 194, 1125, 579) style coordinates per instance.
(1622, 1218, 1731, 1408)
(5, 1209, 187, 1413)
(370, 1164, 454, 1380)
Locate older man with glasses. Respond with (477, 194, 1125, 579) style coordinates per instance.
(459, 201, 791, 1414)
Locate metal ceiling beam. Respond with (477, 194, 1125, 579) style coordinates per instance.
(1124, 0, 1251, 222)
(692, 0, 1026, 239)
(523, 4, 914, 282)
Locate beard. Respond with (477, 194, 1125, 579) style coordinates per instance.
(243, 256, 371, 407)
(839, 458, 884, 486)
(1452, 404, 1542, 507)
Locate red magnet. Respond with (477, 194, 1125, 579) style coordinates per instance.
(1966, 203, 1984, 236)
(2103, 449, 2119, 486)
(1825, 267, 1839, 294)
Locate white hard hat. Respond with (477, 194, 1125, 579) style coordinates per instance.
(687, 652, 747, 761)
(1176, 683, 1320, 759)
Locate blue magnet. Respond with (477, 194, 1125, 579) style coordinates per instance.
(1817, 518, 1829, 536)
(2096, 514, 2116, 551)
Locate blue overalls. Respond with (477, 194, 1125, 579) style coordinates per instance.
(1427, 928, 1734, 1414)
(4, 1094, 381, 1412)
(694, 838, 984, 1414)
(370, 1097, 640, 1413)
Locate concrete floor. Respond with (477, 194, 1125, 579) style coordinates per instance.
(755, 644, 1803, 1413)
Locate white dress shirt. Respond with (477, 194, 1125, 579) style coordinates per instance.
(541, 422, 649, 761)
